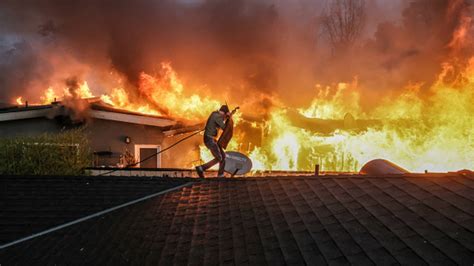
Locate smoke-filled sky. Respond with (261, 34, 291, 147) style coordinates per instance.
(0, 0, 473, 112)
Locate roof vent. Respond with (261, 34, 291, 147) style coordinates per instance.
(359, 159, 409, 175)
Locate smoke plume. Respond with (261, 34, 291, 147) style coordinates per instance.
(0, 0, 472, 114)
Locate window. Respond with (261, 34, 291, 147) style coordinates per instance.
(134, 144, 161, 168)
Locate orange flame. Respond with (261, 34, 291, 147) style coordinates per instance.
(19, 58, 474, 173)
(41, 87, 58, 104)
(16, 97, 23, 105)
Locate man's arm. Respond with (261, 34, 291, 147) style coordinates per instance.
(216, 115, 226, 129)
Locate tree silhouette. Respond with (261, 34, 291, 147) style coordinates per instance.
(321, 0, 366, 52)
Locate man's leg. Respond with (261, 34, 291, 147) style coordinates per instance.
(201, 158, 219, 170)
(196, 137, 224, 177)
(217, 145, 226, 177)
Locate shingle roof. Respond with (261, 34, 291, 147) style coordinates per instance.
(0, 175, 473, 265)
(0, 176, 188, 245)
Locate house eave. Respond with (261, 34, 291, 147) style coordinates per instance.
(90, 110, 177, 127)
(0, 107, 54, 122)
(0, 105, 177, 128)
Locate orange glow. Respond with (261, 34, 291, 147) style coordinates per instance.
(447, 1, 471, 51)
(96, 63, 220, 120)
(16, 97, 23, 105)
(19, 59, 474, 173)
(202, 57, 474, 173)
(40, 87, 58, 104)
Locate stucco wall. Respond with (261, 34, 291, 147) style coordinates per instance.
(0, 117, 170, 168)
(0, 118, 63, 137)
(86, 119, 164, 151)
(161, 133, 202, 168)
(85, 119, 166, 167)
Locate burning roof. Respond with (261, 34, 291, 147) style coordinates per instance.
(0, 99, 178, 128)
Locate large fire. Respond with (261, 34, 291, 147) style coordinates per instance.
(4, 0, 473, 174)
(12, 57, 474, 173)
(13, 12, 474, 174)
(99, 63, 221, 122)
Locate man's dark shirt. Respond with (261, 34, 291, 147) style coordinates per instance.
(204, 111, 226, 137)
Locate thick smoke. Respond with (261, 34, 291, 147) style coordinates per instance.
(0, 40, 43, 103)
(360, 0, 473, 100)
(0, 0, 472, 113)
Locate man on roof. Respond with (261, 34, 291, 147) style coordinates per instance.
(195, 105, 232, 178)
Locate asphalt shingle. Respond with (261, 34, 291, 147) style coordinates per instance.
(0, 175, 473, 265)
(0, 176, 188, 245)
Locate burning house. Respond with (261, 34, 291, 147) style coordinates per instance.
(0, 96, 367, 173)
(0, 0, 473, 174)
(0, 98, 203, 169)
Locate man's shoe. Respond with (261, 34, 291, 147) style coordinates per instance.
(195, 166, 205, 178)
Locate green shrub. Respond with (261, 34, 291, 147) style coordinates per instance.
(0, 129, 92, 175)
